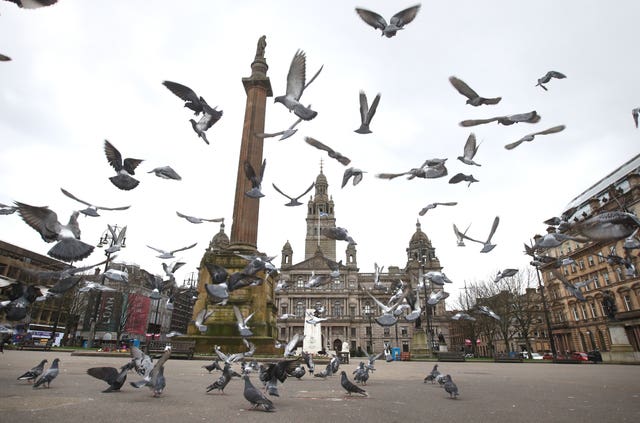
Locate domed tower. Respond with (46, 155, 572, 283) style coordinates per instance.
(406, 220, 441, 272)
(207, 222, 230, 253)
(281, 240, 293, 270)
(304, 162, 337, 261)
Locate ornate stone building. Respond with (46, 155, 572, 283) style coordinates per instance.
(272, 167, 451, 357)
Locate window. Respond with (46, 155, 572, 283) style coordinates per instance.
(333, 278, 343, 289)
(297, 277, 304, 288)
(615, 268, 624, 282)
(623, 294, 632, 311)
(602, 272, 610, 285)
(280, 327, 286, 339)
(597, 252, 605, 263)
(281, 304, 288, 315)
(578, 260, 585, 270)
(349, 305, 355, 317)
(383, 327, 390, 336)
(350, 327, 356, 337)
(592, 274, 601, 288)
(295, 301, 305, 317)
(401, 326, 408, 336)
(366, 326, 372, 336)
(589, 302, 598, 318)
(581, 303, 589, 319)
(363, 302, 371, 315)
(572, 306, 579, 321)
(587, 256, 595, 267)
(333, 301, 343, 317)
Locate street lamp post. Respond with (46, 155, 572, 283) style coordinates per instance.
(532, 264, 557, 357)
(418, 248, 434, 357)
(88, 224, 126, 348)
(363, 305, 373, 354)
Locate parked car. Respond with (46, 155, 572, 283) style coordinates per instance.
(542, 353, 554, 360)
(571, 352, 589, 361)
(530, 352, 544, 360)
(587, 350, 603, 363)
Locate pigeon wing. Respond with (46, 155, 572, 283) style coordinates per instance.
(14, 202, 60, 242)
(463, 133, 478, 159)
(171, 242, 197, 254)
(390, 4, 421, 28)
(355, 8, 387, 31)
(358, 91, 369, 125)
(485, 216, 500, 243)
(286, 50, 306, 101)
(87, 367, 119, 384)
(459, 117, 500, 127)
(304, 137, 333, 154)
(60, 188, 92, 207)
(531, 124, 566, 137)
(449, 76, 479, 100)
(122, 158, 144, 175)
(162, 80, 200, 104)
(104, 140, 123, 171)
(365, 92, 381, 125)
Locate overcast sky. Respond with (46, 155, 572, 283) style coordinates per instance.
(0, 1, 638, 300)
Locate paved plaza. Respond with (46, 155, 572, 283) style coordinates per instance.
(0, 350, 639, 423)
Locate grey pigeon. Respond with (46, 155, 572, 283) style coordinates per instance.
(355, 90, 381, 134)
(129, 346, 154, 378)
(536, 71, 566, 91)
(0, 281, 43, 320)
(419, 202, 457, 216)
(342, 167, 366, 188)
(0, 202, 17, 215)
(443, 374, 459, 398)
(284, 333, 304, 357)
(477, 305, 500, 320)
(233, 305, 254, 338)
(206, 362, 237, 393)
(87, 363, 133, 392)
(33, 358, 60, 389)
(242, 374, 274, 411)
(494, 268, 518, 282)
(194, 307, 214, 332)
(302, 351, 315, 374)
(449, 76, 501, 106)
(505, 125, 565, 150)
(146, 242, 197, 259)
(104, 140, 144, 191)
(551, 269, 587, 301)
(340, 371, 368, 396)
(256, 115, 303, 141)
(305, 137, 351, 166)
(559, 211, 640, 242)
(453, 223, 471, 246)
(531, 232, 580, 251)
(0, 53, 11, 61)
(78, 281, 116, 293)
(355, 4, 421, 38)
(290, 365, 306, 379)
(424, 364, 440, 384)
(424, 271, 453, 286)
(274, 50, 322, 121)
(15, 201, 94, 262)
(244, 159, 266, 198)
(176, 211, 223, 224)
(5, 0, 58, 9)
(204, 283, 229, 305)
(17, 359, 47, 383)
(460, 111, 541, 127)
(272, 182, 314, 206)
(147, 166, 181, 180)
(376, 158, 447, 180)
(321, 226, 356, 244)
(459, 216, 499, 253)
(59, 188, 130, 217)
(633, 108, 639, 128)
(449, 173, 479, 187)
(130, 346, 171, 397)
(162, 80, 222, 144)
(451, 312, 475, 321)
(457, 133, 482, 166)
(427, 290, 449, 305)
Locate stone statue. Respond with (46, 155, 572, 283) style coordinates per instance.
(602, 291, 618, 320)
(255, 35, 266, 60)
(342, 341, 349, 352)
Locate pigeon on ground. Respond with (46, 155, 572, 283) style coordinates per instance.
(505, 125, 566, 150)
(176, 211, 223, 224)
(494, 268, 518, 282)
(633, 108, 640, 128)
(355, 4, 421, 38)
(376, 158, 448, 180)
(131, 346, 171, 397)
(147, 166, 181, 180)
(244, 159, 266, 198)
(129, 346, 154, 378)
(321, 226, 356, 244)
(14, 201, 94, 262)
(104, 140, 143, 191)
(0, 202, 17, 215)
(424, 363, 440, 384)
(427, 290, 449, 305)
(457, 133, 482, 166)
(290, 365, 306, 379)
(305, 137, 351, 166)
(451, 312, 475, 321)
(355, 90, 381, 134)
(353, 362, 370, 385)
(477, 305, 500, 320)
(453, 223, 471, 246)
(272, 182, 314, 206)
(340, 370, 368, 396)
(419, 202, 457, 216)
(459, 216, 500, 253)
(17, 359, 47, 383)
(536, 71, 566, 91)
(449, 76, 501, 106)
(274, 50, 322, 121)
(233, 305, 254, 338)
(342, 167, 366, 188)
(146, 242, 197, 259)
(206, 362, 238, 393)
(256, 115, 303, 141)
(33, 358, 60, 389)
(87, 362, 133, 392)
(443, 374, 459, 398)
(449, 173, 479, 187)
(302, 351, 315, 374)
(162, 80, 222, 144)
(59, 188, 130, 217)
(460, 111, 541, 127)
(243, 374, 275, 411)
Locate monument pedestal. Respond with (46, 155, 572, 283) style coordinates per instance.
(602, 322, 640, 363)
(411, 330, 429, 357)
(303, 309, 322, 354)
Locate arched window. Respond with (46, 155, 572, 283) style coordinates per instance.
(295, 301, 305, 317)
(333, 300, 343, 317)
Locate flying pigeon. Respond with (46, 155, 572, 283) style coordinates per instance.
(104, 140, 143, 191)
(4, 0, 58, 9)
(130, 346, 171, 397)
(494, 268, 518, 282)
(0, 53, 11, 61)
(424, 271, 453, 286)
(305, 311, 329, 325)
(531, 232, 581, 251)
(202, 360, 222, 373)
(176, 211, 223, 224)
(477, 305, 500, 320)
(274, 50, 322, 121)
(103, 224, 127, 254)
(33, 358, 60, 389)
(305, 137, 351, 166)
(244, 159, 266, 198)
(162, 261, 185, 285)
(427, 290, 449, 305)
(17, 359, 47, 383)
(242, 374, 275, 411)
(255, 115, 303, 141)
(0, 202, 17, 215)
(449, 76, 501, 106)
(0, 281, 43, 320)
(633, 108, 640, 128)
(87, 363, 133, 393)
(460, 111, 541, 127)
(419, 202, 457, 216)
(305, 271, 334, 289)
(58, 188, 130, 217)
(536, 71, 566, 91)
(284, 333, 304, 357)
(459, 216, 500, 253)
(451, 312, 475, 321)
(365, 289, 406, 327)
(443, 374, 459, 398)
(558, 211, 640, 242)
(376, 158, 447, 180)
(233, 305, 254, 338)
(272, 182, 314, 206)
(505, 125, 566, 150)
(457, 133, 482, 166)
(355, 4, 421, 38)
(340, 370, 368, 396)
(342, 167, 366, 188)
(129, 346, 154, 379)
(147, 166, 181, 180)
(14, 201, 94, 261)
(290, 365, 306, 379)
(162, 80, 222, 144)
(551, 269, 588, 301)
(194, 307, 214, 332)
(449, 173, 479, 187)
(146, 242, 197, 259)
(355, 90, 381, 134)
(103, 266, 128, 283)
(453, 223, 471, 246)
(321, 226, 356, 244)
(78, 281, 116, 293)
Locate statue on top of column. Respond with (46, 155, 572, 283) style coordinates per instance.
(255, 35, 267, 60)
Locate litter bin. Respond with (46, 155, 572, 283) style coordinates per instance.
(132, 339, 140, 348)
(391, 347, 401, 361)
(82, 340, 88, 348)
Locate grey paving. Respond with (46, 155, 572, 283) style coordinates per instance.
(0, 351, 639, 423)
